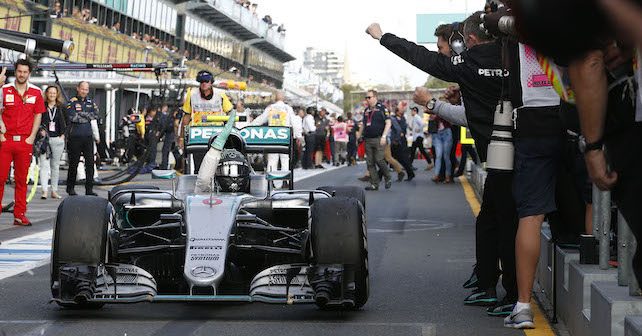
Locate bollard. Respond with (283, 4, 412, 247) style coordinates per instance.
(598, 189, 611, 270)
(630, 235, 642, 296)
(618, 210, 632, 286)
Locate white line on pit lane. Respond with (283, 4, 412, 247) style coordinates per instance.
(0, 229, 52, 280)
(0, 164, 346, 281)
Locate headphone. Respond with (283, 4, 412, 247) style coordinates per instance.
(448, 22, 466, 56)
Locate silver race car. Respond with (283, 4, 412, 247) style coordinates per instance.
(50, 125, 368, 310)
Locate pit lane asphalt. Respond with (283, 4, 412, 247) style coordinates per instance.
(0, 163, 526, 336)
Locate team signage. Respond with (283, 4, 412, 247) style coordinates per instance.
(188, 126, 291, 146)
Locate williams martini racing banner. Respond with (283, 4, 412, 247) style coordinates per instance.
(187, 126, 291, 146)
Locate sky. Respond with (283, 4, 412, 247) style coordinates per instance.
(257, 0, 486, 88)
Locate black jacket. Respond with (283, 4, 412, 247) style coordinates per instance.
(380, 33, 504, 161)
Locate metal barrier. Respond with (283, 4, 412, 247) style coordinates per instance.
(593, 184, 641, 296)
(466, 167, 640, 296)
(595, 187, 612, 270)
(618, 211, 632, 286)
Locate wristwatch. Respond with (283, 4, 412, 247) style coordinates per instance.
(426, 98, 437, 111)
(578, 136, 604, 154)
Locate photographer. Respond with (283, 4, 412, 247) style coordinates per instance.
(367, 14, 518, 317)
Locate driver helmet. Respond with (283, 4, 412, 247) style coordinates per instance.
(216, 149, 251, 193)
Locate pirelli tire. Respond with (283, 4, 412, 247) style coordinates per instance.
(51, 196, 113, 309)
(310, 196, 369, 309)
(317, 185, 366, 209)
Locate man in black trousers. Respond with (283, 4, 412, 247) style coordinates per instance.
(65, 81, 100, 196)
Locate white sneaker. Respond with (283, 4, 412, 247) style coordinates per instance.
(504, 306, 535, 329)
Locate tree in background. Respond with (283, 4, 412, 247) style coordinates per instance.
(341, 83, 362, 113)
(424, 76, 455, 89)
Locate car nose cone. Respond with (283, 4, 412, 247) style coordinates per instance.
(191, 266, 217, 278)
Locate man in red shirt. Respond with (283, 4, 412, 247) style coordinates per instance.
(0, 59, 46, 226)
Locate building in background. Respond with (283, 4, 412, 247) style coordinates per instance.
(0, 0, 297, 144)
(302, 47, 344, 87)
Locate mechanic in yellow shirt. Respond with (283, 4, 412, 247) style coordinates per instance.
(178, 70, 233, 147)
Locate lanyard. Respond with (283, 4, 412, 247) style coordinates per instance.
(48, 106, 57, 121)
(366, 107, 378, 126)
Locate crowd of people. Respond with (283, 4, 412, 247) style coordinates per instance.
(361, 0, 642, 331)
(49, 0, 280, 88)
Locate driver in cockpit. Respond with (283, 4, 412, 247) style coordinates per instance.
(195, 109, 238, 191)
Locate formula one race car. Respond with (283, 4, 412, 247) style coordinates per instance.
(50, 125, 368, 310)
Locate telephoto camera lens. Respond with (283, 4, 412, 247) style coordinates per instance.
(486, 100, 515, 171)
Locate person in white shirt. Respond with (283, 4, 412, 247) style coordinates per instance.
(250, 91, 302, 187)
(301, 107, 316, 169)
(409, 106, 433, 170)
(292, 108, 305, 167)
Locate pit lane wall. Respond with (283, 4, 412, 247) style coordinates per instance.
(466, 163, 642, 336)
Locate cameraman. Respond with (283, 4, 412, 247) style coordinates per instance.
(367, 14, 518, 316)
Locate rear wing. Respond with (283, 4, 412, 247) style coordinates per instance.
(185, 125, 293, 154)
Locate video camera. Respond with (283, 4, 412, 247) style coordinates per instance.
(480, 5, 516, 37)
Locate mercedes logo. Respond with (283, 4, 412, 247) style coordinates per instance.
(191, 266, 217, 278)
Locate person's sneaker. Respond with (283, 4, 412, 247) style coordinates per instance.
(464, 288, 497, 306)
(67, 189, 77, 196)
(397, 171, 405, 182)
(504, 306, 535, 329)
(358, 176, 371, 182)
(86, 191, 98, 196)
(51, 191, 62, 199)
(462, 268, 479, 289)
(41, 192, 48, 200)
(406, 173, 415, 181)
(425, 163, 434, 171)
(365, 185, 379, 191)
(384, 179, 392, 189)
(487, 298, 516, 317)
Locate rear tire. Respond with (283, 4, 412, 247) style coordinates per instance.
(51, 196, 113, 309)
(310, 197, 369, 309)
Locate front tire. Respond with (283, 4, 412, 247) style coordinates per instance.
(51, 196, 113, 309)
(317, 186, 366, 209)
(310, 197, 369, 309)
